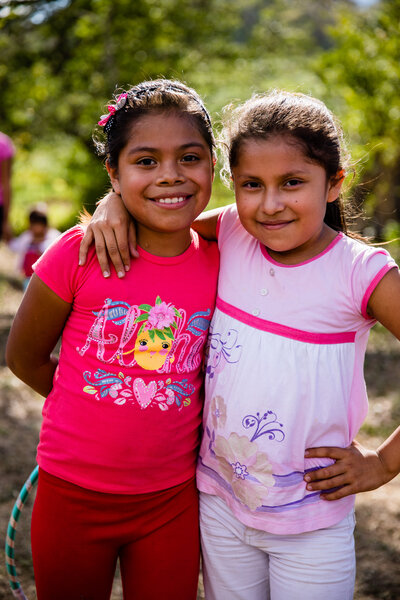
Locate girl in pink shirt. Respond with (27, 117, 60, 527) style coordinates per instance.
(6, 79, 219, 600)
(83, 90, 400, 599)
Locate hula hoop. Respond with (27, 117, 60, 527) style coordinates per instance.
(5, 465, 39, 600)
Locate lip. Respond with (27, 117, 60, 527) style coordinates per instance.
(258, 220, 292, 230)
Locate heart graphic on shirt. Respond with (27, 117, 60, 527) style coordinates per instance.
(133, 378, 157, 409)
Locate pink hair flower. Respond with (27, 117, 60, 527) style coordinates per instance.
(115, 93, 128, 108)
(98, 93, 128, 126)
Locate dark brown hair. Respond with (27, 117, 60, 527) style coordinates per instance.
(94, 79, 215, 168)
(220, 90, 353, 234)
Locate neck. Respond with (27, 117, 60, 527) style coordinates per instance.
(136, 227, 193, 257)
(266, 225, 338, 265)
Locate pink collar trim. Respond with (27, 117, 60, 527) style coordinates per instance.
(260, 232, 344, 268)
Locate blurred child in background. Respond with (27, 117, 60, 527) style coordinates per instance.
(9, 203, 60, 289)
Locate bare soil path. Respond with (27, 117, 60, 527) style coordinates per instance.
(0, 244, 398, 599)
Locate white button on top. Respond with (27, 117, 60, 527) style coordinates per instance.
(260, 288, 268, 296)
(269, 268, 275, 276)
(252, 309, 260, 316)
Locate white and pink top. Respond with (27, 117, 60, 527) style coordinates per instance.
(197, 204, 398, 535)
(34, 226, 219, 494)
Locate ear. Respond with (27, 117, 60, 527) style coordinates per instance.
(105, 159, 121, 195)
(327, 169, 345, 204)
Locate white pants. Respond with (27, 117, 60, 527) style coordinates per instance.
(200, 493, 356, 600)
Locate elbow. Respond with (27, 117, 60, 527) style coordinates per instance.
(5, 338, 25, 378)
(6, 343, 18, 375)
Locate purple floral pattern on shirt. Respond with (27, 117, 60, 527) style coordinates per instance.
(205, 327, 242, 379)
(213, 432, 274, 510)
(203, 396, 286, 509)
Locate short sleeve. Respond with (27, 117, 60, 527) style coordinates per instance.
(350, 245, 399, 319)
(216, 204, 239, 247)
(33, 226, 86, 303)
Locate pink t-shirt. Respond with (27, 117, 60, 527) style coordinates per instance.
(0, 133, 15, 206)
(34, 226, 219, 494)
(197, 204, 398, 534)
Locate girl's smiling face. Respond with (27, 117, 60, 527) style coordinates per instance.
(232, 135, 343, 265)
(107, 110, 214, 256)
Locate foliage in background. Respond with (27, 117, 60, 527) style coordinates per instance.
(0, 0, 399, 244)
(315, 0, 400, 239)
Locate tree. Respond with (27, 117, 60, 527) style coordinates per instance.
(315, 0, 400, 236)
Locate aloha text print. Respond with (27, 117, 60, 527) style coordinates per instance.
(77, 296, 212, 373)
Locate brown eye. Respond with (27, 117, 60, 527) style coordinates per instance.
(137, 157, 156, 166)
(285, 179, 302, 187)
(244, 181, 261, 189)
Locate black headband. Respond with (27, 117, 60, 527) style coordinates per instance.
(102, 83, 212, 136)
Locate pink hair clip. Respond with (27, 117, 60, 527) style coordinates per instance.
(98, 93, 128, 127)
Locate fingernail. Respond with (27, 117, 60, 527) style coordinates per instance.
(304, 450, 309, 456)
(306, 484, 312, 490)
(103, 271, 110, 278)
(118, 271, 125, 278)
(124, 264, 130, 271)
(304, 475, 310, 482)
(79, 260, 83, 266)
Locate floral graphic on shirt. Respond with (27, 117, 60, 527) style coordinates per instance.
(124, 297, 181, 371)
(242, 411, 285, 443)
(83, 368, 194, 411)
(213, 433, 274, 510)
(205, 397, 285, 448)
(205, 327, 242, 379)
(76, 295, 212, 374)
(203, 396, 287, 508)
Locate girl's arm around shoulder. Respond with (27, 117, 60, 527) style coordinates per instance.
(6, 274, 72, 397)
(304, 265, 400, 500)
(79, 191, 137, 278)
(78, 194, 227, 277)
(191, 206, 225, 241)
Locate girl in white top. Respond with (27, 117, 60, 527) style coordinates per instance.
(79, 90, 400, 600)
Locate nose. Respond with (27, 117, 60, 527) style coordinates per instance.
(156, 161, 185, 185)
(260, 189, 285, 214)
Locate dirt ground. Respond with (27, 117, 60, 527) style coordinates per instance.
(0, 243, 399, 600)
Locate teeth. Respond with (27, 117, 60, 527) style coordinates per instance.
(157, 197, 186, 204)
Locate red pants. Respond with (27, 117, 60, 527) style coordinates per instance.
(31, 469, 200, 600)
